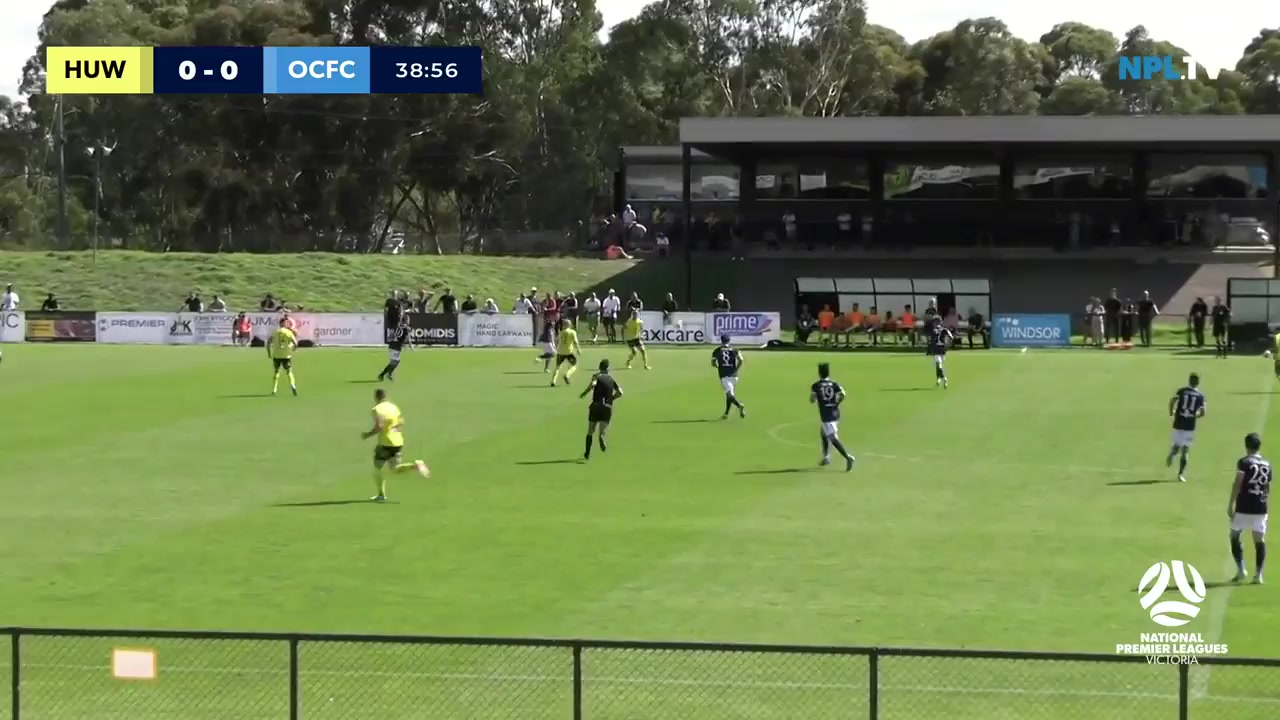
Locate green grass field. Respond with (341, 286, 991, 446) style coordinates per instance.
(1, 343, 1278, 719)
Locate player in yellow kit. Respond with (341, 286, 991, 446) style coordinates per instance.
(267, 319, 298, 396)
(623, 309, 650, 370)
(361, 388, 430, 502)
(551, 319, 581, 387)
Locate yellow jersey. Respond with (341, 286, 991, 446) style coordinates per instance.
(373, 401, 404, 447)
(557, 328, 580, 356)
(269, 328, 297, 359)
(623, 317, 642, 341)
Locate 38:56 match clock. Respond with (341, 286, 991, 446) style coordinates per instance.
(152, 46, 265, 94)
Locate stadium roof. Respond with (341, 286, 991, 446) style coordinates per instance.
(678, 116, 1280, 155)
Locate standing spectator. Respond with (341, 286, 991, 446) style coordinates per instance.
(208, 295, 227, 312)
(626, 291, 643, 315)
(1103, 288, 1122, 343)
(661, 293, 678, 325)
(40, 293, 59, 311)
(1121, 299, 1137, 342)
(460, 294, 478, 313)
(601, 289, 622, 343)
(512, 293, 532, 314)
(582, 292, 601, 342)
(182, 292, 203, 313)
(260, 293, 278, 311)
(436, 288, 458, 314)
(1137, 290, 1160, 346)
(414, 289, 433, 313)
(621, 204, 637, 229)
(966, 307, 989, 349)
(1188, 296, 1208, 348)
(1211, 296, 1231, 358)
(782, 209, 797, 247)
(542, 292, 560, 329)
(1085, 297, 1106, 347)
(711, 293, 730, 311)
(1, 284, 17, 311)
(655, 232, 670, 257)
(562, 292, 579, 329)
(483, 298, 499, 314)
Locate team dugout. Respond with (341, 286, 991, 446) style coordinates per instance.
(616, 116, 1280, 250)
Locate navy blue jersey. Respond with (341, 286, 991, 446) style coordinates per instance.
(927, 325, 954, 354)
(1235, 454, 1271, 515)
(539, 322, 555, 344)
(811, 378, 844, 423)
(387, 325, 409, 351)
(1171, 387, 1206, 431)
(712, 346, 741, 378)
(590, 373, 620, 407)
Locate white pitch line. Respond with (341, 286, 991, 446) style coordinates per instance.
(1191, 367, 1276, 699)
(17, 662, 1280, 703)
(766, 422, 1139, 475)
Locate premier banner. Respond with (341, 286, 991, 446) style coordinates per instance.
(639, 311, 708, 344)
(706, 312, 781, 344)
(407, 313, 459, 346)
(96, 312, 174, 344)
(0, 311, 23, 343)
(26, 311, 96, 342)
(458, 313, 533, 347)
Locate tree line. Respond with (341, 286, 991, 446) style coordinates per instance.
(1, 0, 1278, 253)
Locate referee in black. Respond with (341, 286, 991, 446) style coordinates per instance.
(384, 290, 403, 343)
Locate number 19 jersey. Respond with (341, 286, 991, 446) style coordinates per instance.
(811, 378, 843, 423)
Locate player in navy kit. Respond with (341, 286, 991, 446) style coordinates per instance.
(810, 362, 854, 471)
(377, 318, 410, 382)
(1166, 373, 1206, 482)
(712, 334, 746, 419)
(1229, 432, 1270, 584)
(926, 319, 953, 388)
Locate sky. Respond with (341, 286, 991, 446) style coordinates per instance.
(2, 0, 1272, 100)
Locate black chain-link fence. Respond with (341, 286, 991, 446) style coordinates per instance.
(1, 628, 1277, 719)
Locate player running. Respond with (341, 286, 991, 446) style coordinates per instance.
(551, 319, 581, 387)
(579, 358, 623, 460)
(267, 318, 298, 396)
(538, 317, 556, 372)
(712, 334, 745, 419)
(623, 310, 651, 369)
(926, 317, 953, 388)
(811, 362, 854, 471)
(1166, 373, 1206, 482)
(361, 388, 430, 502)
(1229, 432, 1270, 584)
(377, 318, 411, 382)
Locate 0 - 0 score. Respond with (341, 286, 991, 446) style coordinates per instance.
(395, 62, 459, 79)
(178, 60, 239, 81)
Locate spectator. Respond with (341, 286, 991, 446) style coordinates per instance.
(865, 306, 882, 346)
(1085, 297, 1105, 347)
(562, 292, 579, 328)
(882, 310, 898, 343)
(901, 305, 916, 346)
(40, 293, 58, 311)
(260, 294, 278, 311)
(836, 210, 853, 245)
(415, 289, 433, 313)
(1, 284, 17, 311)
(622, 203, 637, 229)
(542, 292, 559, 328)
(582, 292, 601, 342)
(182, 292, 203, 313)
(436, 288, 458, 314)
(208, 295, 227, 312)
(601, 290, 622, 343)
(655, 232, 670, 257)
(1103, 288, 1122, 343)
(626, 291, 643, 314)
(483, 298, 499, 314)
(232, 311, 252, 346)
(1189, 296, 1208, 348)
(1121, 298, 1137, 342)
(966, 307, 989, 349)
(1137, 290, 1160, 347)
(711, 293, 730, 311)
(796, 307, 815, 344)
(661, 293, 678, 324)
(461, 294, 478, 313)
(512, 293, 533, 314)
(782, 209, 797, 247)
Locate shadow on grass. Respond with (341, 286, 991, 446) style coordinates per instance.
(218, 393, 269, 399)
(735, 468, 812, 475)
(1106, 479, 1170, 487)
(879, 388, 932, 392)
(347, 379, 382, 384)
(516, 459, 582, 465)
(652, 419, 715, 424)
(273, 499, 388, 508)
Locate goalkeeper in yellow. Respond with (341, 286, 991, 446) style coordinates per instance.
(267, 319, 299, 396)
(362, 388, 430, 502)
(551, 318, 581, 387)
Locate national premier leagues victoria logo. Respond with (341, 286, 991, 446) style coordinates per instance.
(1115, 561, 1228, 664)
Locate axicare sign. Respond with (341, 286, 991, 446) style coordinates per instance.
(0, 311, 23, 343)
(638, 311, 708, 344)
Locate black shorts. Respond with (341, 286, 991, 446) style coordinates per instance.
(588, 403, 613, 424)
(374, 445, 403, 464)
(272, 358, 293, 371)
(557, 354, 577, 365)
(603, 316, 616, 326)
(627, 339, 642, 349)
(1213, 325, 1227, 337)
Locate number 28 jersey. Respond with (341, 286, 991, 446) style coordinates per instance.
(1235, 454, 1271, 515)
(1171, 387, 1205, 431)
(811, 378, 843, 423)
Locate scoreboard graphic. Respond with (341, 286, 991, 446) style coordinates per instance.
(45, 46, 483, 95)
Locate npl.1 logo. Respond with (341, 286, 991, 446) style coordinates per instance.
(1138, 561, 1205, 627)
